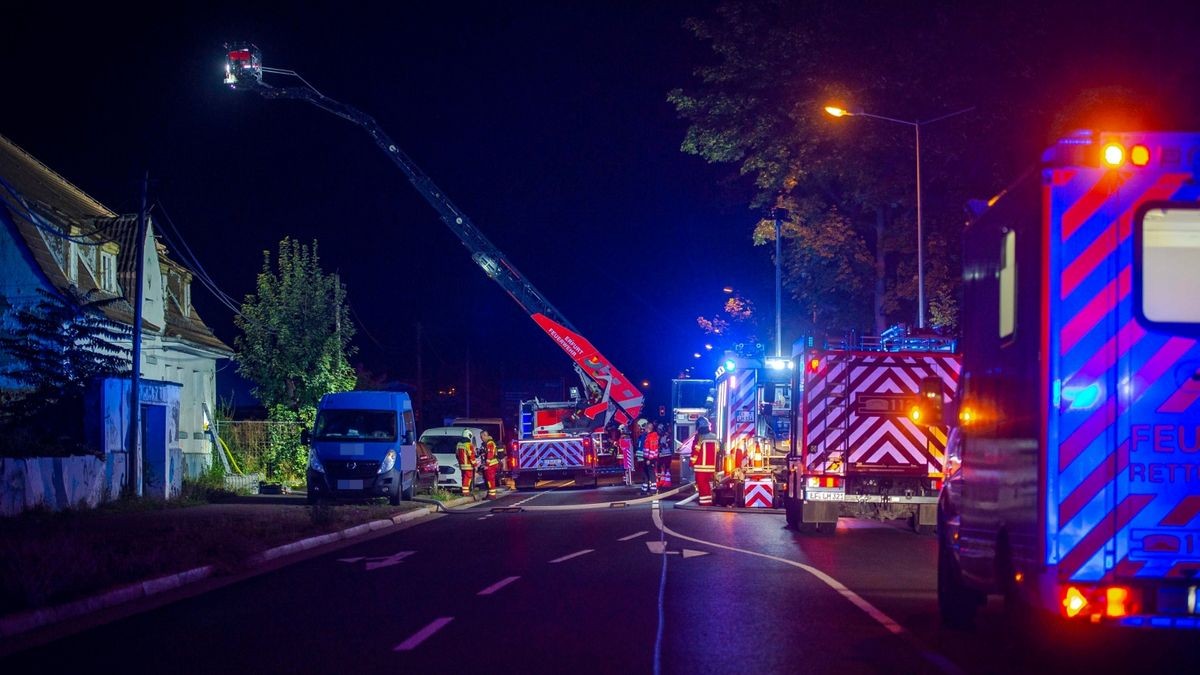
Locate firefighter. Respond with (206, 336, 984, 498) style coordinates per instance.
(692, 416, 720, 506)
(455, 434, 477, 496)
(642, 421, 660, 492)
(655, 423, 673, 490)
(634, 419, 648, 490)
(480, 431, 500, 499)
(618, 424, 632, 485)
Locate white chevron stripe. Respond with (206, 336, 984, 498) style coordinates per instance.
(864, 445, 909, 464)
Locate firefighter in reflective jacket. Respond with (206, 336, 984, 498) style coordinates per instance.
(481, 431, 500, 499)
(692, 417, 720, 506)
(455, 436, 477, 496)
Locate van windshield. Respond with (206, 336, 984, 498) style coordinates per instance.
(313, 410, 396, 441)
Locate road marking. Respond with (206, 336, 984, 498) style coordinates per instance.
(477, 575, 521, 596)
(519, 484, 691, 511)
(337, 557, 364, 563)
(650, 508, 963, 675)
(645, 541, 710, 558)
(549, 549, 594, 564)
(619, 530, 649, 541)
(512, 489, 556, 507)
(393, 617, 453, 651)
(364, 551, 415, 571)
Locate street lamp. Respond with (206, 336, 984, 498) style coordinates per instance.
(824, 104, 974, 329)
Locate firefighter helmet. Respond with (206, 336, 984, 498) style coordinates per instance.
(637, 418, 649, 428)
(696, 416, 711, 434)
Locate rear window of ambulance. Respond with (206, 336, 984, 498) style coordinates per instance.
(1139, 206, 1200, 328)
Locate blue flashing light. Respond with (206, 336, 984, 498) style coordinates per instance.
(1064, 383, 1103, 410)
(723, 359, 737, 372)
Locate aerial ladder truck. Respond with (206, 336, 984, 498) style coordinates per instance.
(222, 43, 644, 488)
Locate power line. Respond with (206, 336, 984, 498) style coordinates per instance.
(151, 200, 245, 318)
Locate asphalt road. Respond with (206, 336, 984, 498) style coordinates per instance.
(3, 486, 1195, 674)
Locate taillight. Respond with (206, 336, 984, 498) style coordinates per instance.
(806, 476, 842, 488)
(1060, 584, 1140, 620)
(930, 478, 943, 491)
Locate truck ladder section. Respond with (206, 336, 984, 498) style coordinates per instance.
(223, 44, 643, 424)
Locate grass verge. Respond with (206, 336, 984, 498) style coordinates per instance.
(0, 495, 424, 615)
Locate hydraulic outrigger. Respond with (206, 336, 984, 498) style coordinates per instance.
(222, 43, 643, 425)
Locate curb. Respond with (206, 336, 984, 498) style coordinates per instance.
(0, 495, 481, 642)
(672, 502, 786, 514)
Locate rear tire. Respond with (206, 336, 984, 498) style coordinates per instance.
(785, 498, 799, 529)
(401, 472, 415, 501)
(938, 515, 979, 628)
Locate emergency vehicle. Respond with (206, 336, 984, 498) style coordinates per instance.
(784, 326, 960, 531)
(670, 378, 714, 467)
(712, 354, 793, 507)
(938, 130, 1200, 629)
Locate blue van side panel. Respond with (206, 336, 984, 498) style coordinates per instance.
(1045, 132, 1200, 583)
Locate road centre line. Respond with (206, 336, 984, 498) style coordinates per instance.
(619, 530, 649, 541)
(649, 509, 963, 675)
(393, 617, 453, 651)
(477, 575, 521, 596)
(548, 549, 594, 564)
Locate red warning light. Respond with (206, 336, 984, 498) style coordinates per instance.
(808, 358, 821, 373)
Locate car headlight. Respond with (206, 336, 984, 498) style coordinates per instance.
(308, 450, 325, 473)
(378, 450, 397, 474)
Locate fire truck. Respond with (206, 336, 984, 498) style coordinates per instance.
(937, 130, 1200, 628)
(223, 44, 644, 491)
(712, 353, 794, 507)
(784, 326, 961, 531)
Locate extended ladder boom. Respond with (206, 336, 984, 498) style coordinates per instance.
(224, 44, 643, 423)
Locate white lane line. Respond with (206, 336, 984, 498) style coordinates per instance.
(650, 508, 963, 675)
(619, 530, 649, 541)
(477, 575, 521, 596)
(548, 549, 594, 564)
(393, 617, 453, 651)
(512, 488, 558, 507)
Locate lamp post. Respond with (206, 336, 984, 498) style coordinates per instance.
(824, 105, 974, 329)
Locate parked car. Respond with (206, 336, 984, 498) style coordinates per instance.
(418, 426, 486, 492)
(305, 391, 423, 505)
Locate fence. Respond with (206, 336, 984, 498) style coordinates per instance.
(216, 420, 307, 483)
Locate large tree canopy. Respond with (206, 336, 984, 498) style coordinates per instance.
(235, 237, 356, 412)
(670, 0, 1196, 338)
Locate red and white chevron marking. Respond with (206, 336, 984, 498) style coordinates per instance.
(727, 370, 758, 449)
(803, 353, 960, 473)
(518, 440, 585, 469)
(743, 479, 774, 508)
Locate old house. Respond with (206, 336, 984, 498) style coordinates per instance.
(0, 133, 233, 476)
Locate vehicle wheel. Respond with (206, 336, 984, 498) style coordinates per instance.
(389, 477, 403, 506)
(401, 472, 415, 501)
(938, 518, 979, 628)
(784, 498, 798, 529)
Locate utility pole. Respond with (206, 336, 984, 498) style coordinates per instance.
(773, 207, 785, 358)
(128, 171, 148, 497)
(415, 322, 423, 423)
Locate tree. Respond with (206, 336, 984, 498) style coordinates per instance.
(0, 288, 130, 455)
(669, 1, 1048, 335)
(235, 237, 357, 412)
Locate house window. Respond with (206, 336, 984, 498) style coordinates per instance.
(1139, 206, 1200, 328)
(182, 280, 191, 315)
(999, 229, 1016, 339)
(99, 252, 118, 292)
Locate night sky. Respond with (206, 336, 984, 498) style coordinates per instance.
(6, 1, 1198, 420)
(4, 1, 768, 416)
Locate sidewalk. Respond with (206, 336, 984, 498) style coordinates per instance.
(0, 490, 488, 641)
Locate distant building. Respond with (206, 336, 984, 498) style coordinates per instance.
(0, 133, 233, 475)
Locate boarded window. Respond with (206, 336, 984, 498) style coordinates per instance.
(999, 229, 1016, 339)
(1140, 207, 1200, 325)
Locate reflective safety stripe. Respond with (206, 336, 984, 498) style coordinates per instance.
(693, 465, 715, 471)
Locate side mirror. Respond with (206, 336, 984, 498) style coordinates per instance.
(300, 428, 311, 446)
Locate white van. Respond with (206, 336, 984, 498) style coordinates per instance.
(418, 426, 485, 491)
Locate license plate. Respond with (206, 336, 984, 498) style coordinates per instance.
(542, 458, 562, 467)
(807, 490, 844, 502)
(337, 479, 364, 490)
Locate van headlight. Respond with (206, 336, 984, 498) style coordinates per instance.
(308, 450, 325, 473)
(378, 450, 397, 474)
